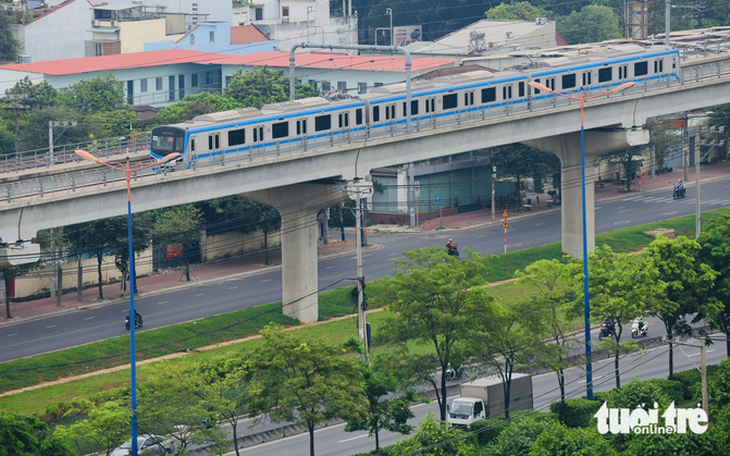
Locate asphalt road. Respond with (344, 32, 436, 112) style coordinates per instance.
(228, 341, 728, 456)
(1, 179, 730, 363)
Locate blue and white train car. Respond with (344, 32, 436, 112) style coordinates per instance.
(150, 44, 681, 167)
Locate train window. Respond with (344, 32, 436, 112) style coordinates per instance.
(340, 113, 344, 127)
(385, 106, 390, 120)
(215, 134, 220, 149)
(464, 93, 468, 106)
(356, 109, 363, 125)
(654, 60, 663, 73)
(470, 92, 474, 105)
(532, 80, 540, 95)
(258, 127, 263, 142)
(546, 78, 555, 90)
(338, 113, 349, 127)
(562, 74, 576, 89)
(296, 120, 308, 135)
(443, 94, 458, 110)
(634, 61, 648, 76)
(209, 134, 220, 149)
(345, 113, 349, 127)
(518, 82, 524, 97)
(253, 128, 258, 142)
(390, 105, 395, 119)
(228, 129, 245, 146)
(315, 114, 331, 131)
(598, 67, 612, 83)
(272, 122, 288, 139)
(425, 100, 430, 113)
(208, 135, 213, 150)
(482, 87, 496, 102)
(582, 72, 592, 86)
(373, 106, 380, 121)
(190, 138, 196, 152)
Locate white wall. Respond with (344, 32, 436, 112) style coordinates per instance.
(21, 0, 90, 62)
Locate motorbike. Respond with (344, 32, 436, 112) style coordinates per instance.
(447, 244, 460, 259)
(631, 319, 648, 338)
(673, 185, 686, 199)
(598, 322, 614, 341)
(125, 313, 143, 330)
(445, 364, 463, 381)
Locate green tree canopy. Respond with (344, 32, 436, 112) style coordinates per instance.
(60, 74, 128, 115)
(0, 10, 20, 63)
(249, 324, 366, 456)
(594, 146, 646, 191)
(0, 412, 75, 456)
(223, 66, 319, 108)
(157, 92, 244, 121)
(557, 5, 623, 45)
(486, 1, 553, 21)
(151, 205, 204, 248)
(696, 215, 730, 356)
(375, 246, 494, 421)
(386, 412, 478, 456)
(530, 422, 616, 456)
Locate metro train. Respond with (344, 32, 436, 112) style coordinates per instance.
(149, 44, 680, 167)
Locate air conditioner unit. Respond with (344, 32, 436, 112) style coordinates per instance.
(111, 20, 119, 27)
(92, 19, 101, 27)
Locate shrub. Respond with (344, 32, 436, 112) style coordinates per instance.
(467, 417, 504, 446)
(550, 398, 602, 428)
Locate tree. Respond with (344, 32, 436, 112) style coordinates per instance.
(0, 10, 20, 63)
(645, 235, 719, 379)
(645, 116, 683, 172)
(386, 412, 478, 456)
(60, 74, 128, 115)
(223, 66, 319, 108)
(157, 92, 244, 121)
(344, 354, 424, 452)
(486, 1, 553, 21)
(151, 205, 204, 248)
(557, 5, 622, 45)
(0, 411, 75, 456)
(18, 105, 91, 152)
(138, 365, 227, 455)
(186, 354, 253, 456)
(54, 400, 129, 456)
(487, 412, 557, 456)
(470, 298, 547, 419)
(594, 146, 645, 191)
(375, 246, 494, 421)
(249, 324, 366, 456)
(530, 423, 616, 456)
(573, 246, 662, 388)
(490, 144, 560, 206)
(696, 215, 730, 356)
(515, 258, 580, 423)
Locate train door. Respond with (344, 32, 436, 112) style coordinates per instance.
(582, 71, 592, 89)
(383, 103, 396, 134)
(338, 111, 351, 142)
(296, 118, 308, 149)
(188, 135, 198, 167)
(463, 90, 475, 118)
(424, 97, 437, 126)
(252, 125, 265, 148)
(618, 64, 629, 80)
(207, 133, 221, 160)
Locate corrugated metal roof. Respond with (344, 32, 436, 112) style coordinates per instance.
(0, 49, 230, 76)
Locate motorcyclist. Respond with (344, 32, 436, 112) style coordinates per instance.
(603, 317, 615, 336)
(635, 316, 646, 333)
(676, 179, 684, 192)
(134, 310, 142, 325)
(446, 238, 456, 253)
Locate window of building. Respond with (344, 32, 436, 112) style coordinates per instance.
(374, 82, 383, 87)
(140, 79, 147, 92)
(272, 121, 289, 139)
(209, 31, 215, 42)
(358, 82, 367, 94)
(321, 81, 331, 92)
(255, 8, 263, 20)
(315, 115, 331, 131)
(191, 74, 198, 87)
(156, 77, 163, 91)
(168, 76, 175, 101)
(190, 34, 195, 45)
(337, 81, 347, 91)
(179, 74, 185, 99)
(229, 129, 245, 146)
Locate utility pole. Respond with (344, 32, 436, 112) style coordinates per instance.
(665, 0, 671, 46)
(491, 150, 496, 221)
(701, 336, 708, 417)
(347, 179, 373, 356)
(683, 113, 689, 182)
(77, 229, 83, 302)
(48, 121, 77, 167)
(56, 227, 63, 308)
(695, 136, 701, 238)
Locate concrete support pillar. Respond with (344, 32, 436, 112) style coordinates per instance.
(524, 128, 650, 258)
(246, 182, 351, 323)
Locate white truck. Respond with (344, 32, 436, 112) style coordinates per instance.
(447, 373, 533, 428)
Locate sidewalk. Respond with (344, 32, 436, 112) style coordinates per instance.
(2, 160, 729, 324)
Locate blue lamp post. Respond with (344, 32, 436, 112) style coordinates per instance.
(526, 82, 635, 399)
(75, 150, 179, 455)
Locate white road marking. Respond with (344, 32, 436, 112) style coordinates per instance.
(688, 349, 715, 357)
(84, 316, 95, 320)
(389, 257, 405, 261)
(478, 234, 487, 238)
(534, 223, 544, 226)
(261, 279, 271, 283)
(326, 266, 335, 269)
(46, 324, 57, 329)
(339, 434, 369, 443)
(227, 286, 238, 290)
(158, 301, 168, 305)
(613, 221, 630, 225)
(659, 211, 679, 216)
(193, 293, 204, 297)
(7, 333, 17, 337)
(618, 208, 636, 213)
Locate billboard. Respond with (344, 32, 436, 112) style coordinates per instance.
(394, 25, 422, 47)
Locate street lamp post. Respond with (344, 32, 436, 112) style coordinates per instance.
(75, 150, 179, 455)
(526, 82, 635, 400)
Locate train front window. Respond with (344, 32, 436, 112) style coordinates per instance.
(152, 129, 184, 154)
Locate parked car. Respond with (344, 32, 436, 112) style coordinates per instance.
(111, 434, 176, 455)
